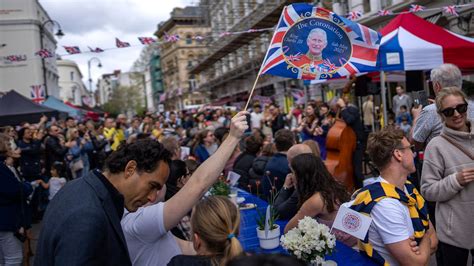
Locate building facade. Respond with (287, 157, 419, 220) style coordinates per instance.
(57, 59, 90, 106)
(155, 6, 211, 110)
(0, 0, 61, 99)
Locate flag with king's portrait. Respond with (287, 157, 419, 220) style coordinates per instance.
(260, 4, 381, 80)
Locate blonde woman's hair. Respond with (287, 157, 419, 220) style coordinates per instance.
(435, 87, 468, 120)
(66, 128, 77, 141)
(302, 139, 321, 158)
(191, 196, 243, 266)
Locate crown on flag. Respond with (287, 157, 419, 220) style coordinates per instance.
(409, 4, 425, 12)
(347, 11, 362, 20)
(116, 38, 131, 48)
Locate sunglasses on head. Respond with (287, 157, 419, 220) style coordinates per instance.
(441, 103, 468, 117)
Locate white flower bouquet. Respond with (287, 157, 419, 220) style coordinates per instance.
(280, 216, 336, 265)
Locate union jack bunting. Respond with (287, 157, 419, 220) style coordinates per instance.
(260, 4, 381, 81)
(116, 38, 131, 48)
(88, 46, 104, 53)
(30, 85, 45, 104)
(219, 32, 231, 37)
(193, 35, 204, 41)
(443, 5, 459, 17)
(35, 49, 54, 58)
(378, 9, 393, 16)
(5, 55, 27, 62)
(63, 46, 81, 54)
(164, 33, 180, 43)
(347, 11, 362, 21)
(138, 37, 157, 45)
(409, 4, 425, 12)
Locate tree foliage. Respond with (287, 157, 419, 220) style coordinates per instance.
(102, 85, 144, 116)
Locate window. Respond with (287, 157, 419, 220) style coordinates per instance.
(70, 71, 74, 81)
(186, 35, 192, 44)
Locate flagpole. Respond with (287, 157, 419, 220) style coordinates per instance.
(243, 74, 262, 111)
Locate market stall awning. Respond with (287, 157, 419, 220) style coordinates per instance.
(379, 13, 474, 71)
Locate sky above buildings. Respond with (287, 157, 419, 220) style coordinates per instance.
(39, 0, 193, 90)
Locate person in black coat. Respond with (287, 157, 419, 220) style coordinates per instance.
(34, 139, 172, 266)
(233, 135, 263, 191)
(17, 127, 43, 182)
(44, 125, 70, 175)
(0, 133, 33, 265)
(336, 98, 365, 188)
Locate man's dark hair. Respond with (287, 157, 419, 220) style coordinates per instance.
(104, 139, 172, 174)
(274, 129, 295, 152)
(65, 117, 74, 122)
(245, 135, 263, 155)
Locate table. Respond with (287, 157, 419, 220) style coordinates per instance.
(237, 190, 377, 266)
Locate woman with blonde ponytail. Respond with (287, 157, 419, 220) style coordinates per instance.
(168, 196, 243, 266)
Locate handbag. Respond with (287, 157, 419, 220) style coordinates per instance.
(70, 158, 84, 172)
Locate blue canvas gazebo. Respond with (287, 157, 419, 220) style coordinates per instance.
(42, 96, 83, 118)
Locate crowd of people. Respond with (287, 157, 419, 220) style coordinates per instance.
(1, 63, 473, 266)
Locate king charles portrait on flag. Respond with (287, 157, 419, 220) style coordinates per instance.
(261, 4, 381, 80)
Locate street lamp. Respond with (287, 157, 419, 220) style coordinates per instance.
(39, 19, 65, 97)
(87, 57, 102, 92)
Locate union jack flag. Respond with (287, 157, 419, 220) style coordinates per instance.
(377, 9, 393, 16)
(138, 37, 157, 45)
(409, 4, 425, 13)
(193, 35, 204, 41)
(5, 55, 26, 62)
(291, 89, 305, 104)
(88, 46, 104, 53)
(35, 49, 54, 58)
(63, 46, 81, 54)
(347, 11, 362, 21)
(116, 38, 131, 48)
(443, 5, 459, 17)
(260, 4, 381, 81)
(164, 32, 180, 43)
(30, 85, 45, 104)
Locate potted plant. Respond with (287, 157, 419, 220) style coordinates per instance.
(209, 175, 230, 196)
(255, 177, 280, 249)
(280, 216, 336, 265)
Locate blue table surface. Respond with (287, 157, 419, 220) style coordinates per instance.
(237, 190, 377, 266)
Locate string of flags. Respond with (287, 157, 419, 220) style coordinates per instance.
(2, 2, 473, 63)
(346, 3, 473, 20)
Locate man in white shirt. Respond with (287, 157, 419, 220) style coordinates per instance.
(250, 104, 263, 130)
(343, 128, 437, 266)
(121, 112, 249, 266)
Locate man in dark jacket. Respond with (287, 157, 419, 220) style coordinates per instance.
(44, 125, 70, 175)
(233, 135, 263, 190)
(34, 139, 172, 266)
(17, 127, 43, 181)
(261, 129, 295, 199)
